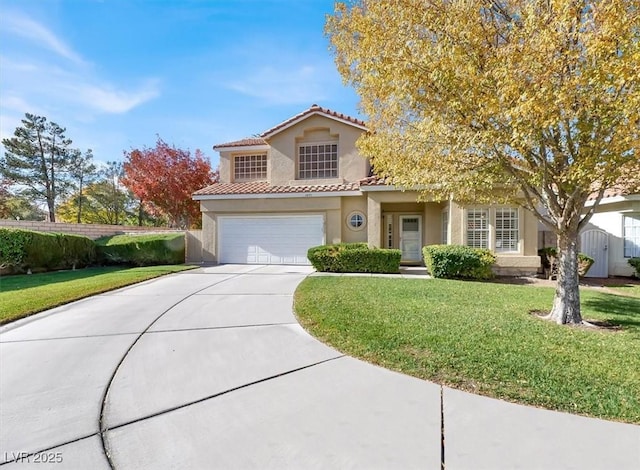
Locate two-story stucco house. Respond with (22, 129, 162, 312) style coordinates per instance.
(193, 105, 540, 274)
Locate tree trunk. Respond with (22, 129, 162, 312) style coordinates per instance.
(547, 232, 583, 324)
(47, 199, 56, 222)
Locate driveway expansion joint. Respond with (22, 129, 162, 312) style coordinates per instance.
(0, 332, 141, 344)
(147, 322, 298, 334)
(98, 265, 268, 469)
(0, 432, 98, 466)
(104, 354, 346, 433)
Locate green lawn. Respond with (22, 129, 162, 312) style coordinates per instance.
(294, 277, 640, 424)
(0, 265, 196, 324)
(608, 284, 640, 298)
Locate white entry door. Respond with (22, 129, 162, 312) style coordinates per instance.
(400, 215, 422, 262)
(218, 215, 324, 265)
(580, 229, 608, 278)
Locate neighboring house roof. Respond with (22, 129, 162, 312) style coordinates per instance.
(259, 104, 367, 139)
(193, 180, 362, 198)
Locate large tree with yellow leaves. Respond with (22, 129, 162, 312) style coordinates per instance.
(327, 0, 639, 325)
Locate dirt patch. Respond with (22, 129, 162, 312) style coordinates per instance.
(529, 310, 624, 332)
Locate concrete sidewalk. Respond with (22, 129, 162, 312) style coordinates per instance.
(0, 265, 638, 469)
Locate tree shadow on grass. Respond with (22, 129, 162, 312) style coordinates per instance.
(582, 294, 640, 331)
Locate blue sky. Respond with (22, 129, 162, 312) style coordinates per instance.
(0, 0, 361, 169)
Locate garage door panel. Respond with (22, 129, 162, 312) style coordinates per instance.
(219, 216, 324, 265)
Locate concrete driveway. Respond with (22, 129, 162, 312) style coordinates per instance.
(1, 265, 638, 469)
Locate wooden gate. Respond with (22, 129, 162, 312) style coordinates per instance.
(580, 229, 608, 278)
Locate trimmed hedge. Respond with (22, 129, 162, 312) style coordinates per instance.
(96, 233, 185, 266)
(422, 245, 496, 280)
(307, 243, 401, 273)
(0, 228, 96, 274)
(628, 258, 640, 277)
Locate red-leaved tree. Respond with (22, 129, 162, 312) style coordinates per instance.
(122, 138, 218, 228)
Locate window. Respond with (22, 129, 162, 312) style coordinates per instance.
(442, 209, 449, 244)
(467, 209, 489, 249)
(348, 211, 366, 231)
(624, 215, 640, 258)
(298, 143, 338, 179)
(495, 208, 519, 252)
(386, 215, 393, 248)
(234, 154, 266, 181)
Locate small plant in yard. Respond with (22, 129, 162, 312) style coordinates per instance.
(629, 258, 640, 278)
(539, 247, 595, 279)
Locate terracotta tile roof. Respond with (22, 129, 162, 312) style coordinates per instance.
(260, 104, 366, 138)
(193, 180, 361, 196)
(213, 138, 267, 150)
(359, 176, 389, 186)
(587, 179, 640, 201)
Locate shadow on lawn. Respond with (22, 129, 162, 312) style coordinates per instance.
(582, 294, 640, 331)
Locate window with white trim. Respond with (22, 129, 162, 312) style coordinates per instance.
(298, 142, 338, 179)
(234, 154, 267, 181)
(623, 214, 640, 258)
(467, 209, 489, 249)
(495, 208, 519, 252)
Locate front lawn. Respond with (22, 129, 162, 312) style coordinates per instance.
(0, 265, 196, 325)
(294, 277, 640, 424)
(608, 284, 640, 298)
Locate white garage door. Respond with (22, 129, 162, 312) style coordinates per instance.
(218, 215, 324, 265)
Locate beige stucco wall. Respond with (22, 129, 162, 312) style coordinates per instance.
(268, 115, 369, 186)
(341, 195, 368, 243)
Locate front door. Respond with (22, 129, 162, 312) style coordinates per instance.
(400, 215, 422, 262)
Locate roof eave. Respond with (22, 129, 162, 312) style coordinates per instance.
(261, 111, 367, 140)
(212, 144, 270, 152)
(193, 190, 362, 201)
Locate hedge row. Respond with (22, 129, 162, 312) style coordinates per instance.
(308, 243, 401, 273)
(422, 245, 496, 280)
(0, 228, 95, 274)
(0, 228, 186, 274)
(96, 233, 185, 267)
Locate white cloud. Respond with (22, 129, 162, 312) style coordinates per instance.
(227, 63, 337, 105)
(0, 12, 161, 119)
(72, 81, 161, 114)
(1, 11, 85, 65)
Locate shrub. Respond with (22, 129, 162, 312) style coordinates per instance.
(307, 243, 401, 273)
(0, 228, 95, 274)
(628, 258, 640, 278)
(538, 246, 595, 277)
(422, 245, 496, 280)
(96, 233, 185, 266)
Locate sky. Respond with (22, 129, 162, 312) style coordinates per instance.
(0, 0, 362, 170)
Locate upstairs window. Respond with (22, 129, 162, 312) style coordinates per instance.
(467, 208, 489, 249)
(495, 208, 519, 252)
(298, 143, 338, 179)
(624, 214, 640, 258)
(234, 154, 267, 181)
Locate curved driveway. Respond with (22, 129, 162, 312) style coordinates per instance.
(1, 265, 638, 469)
